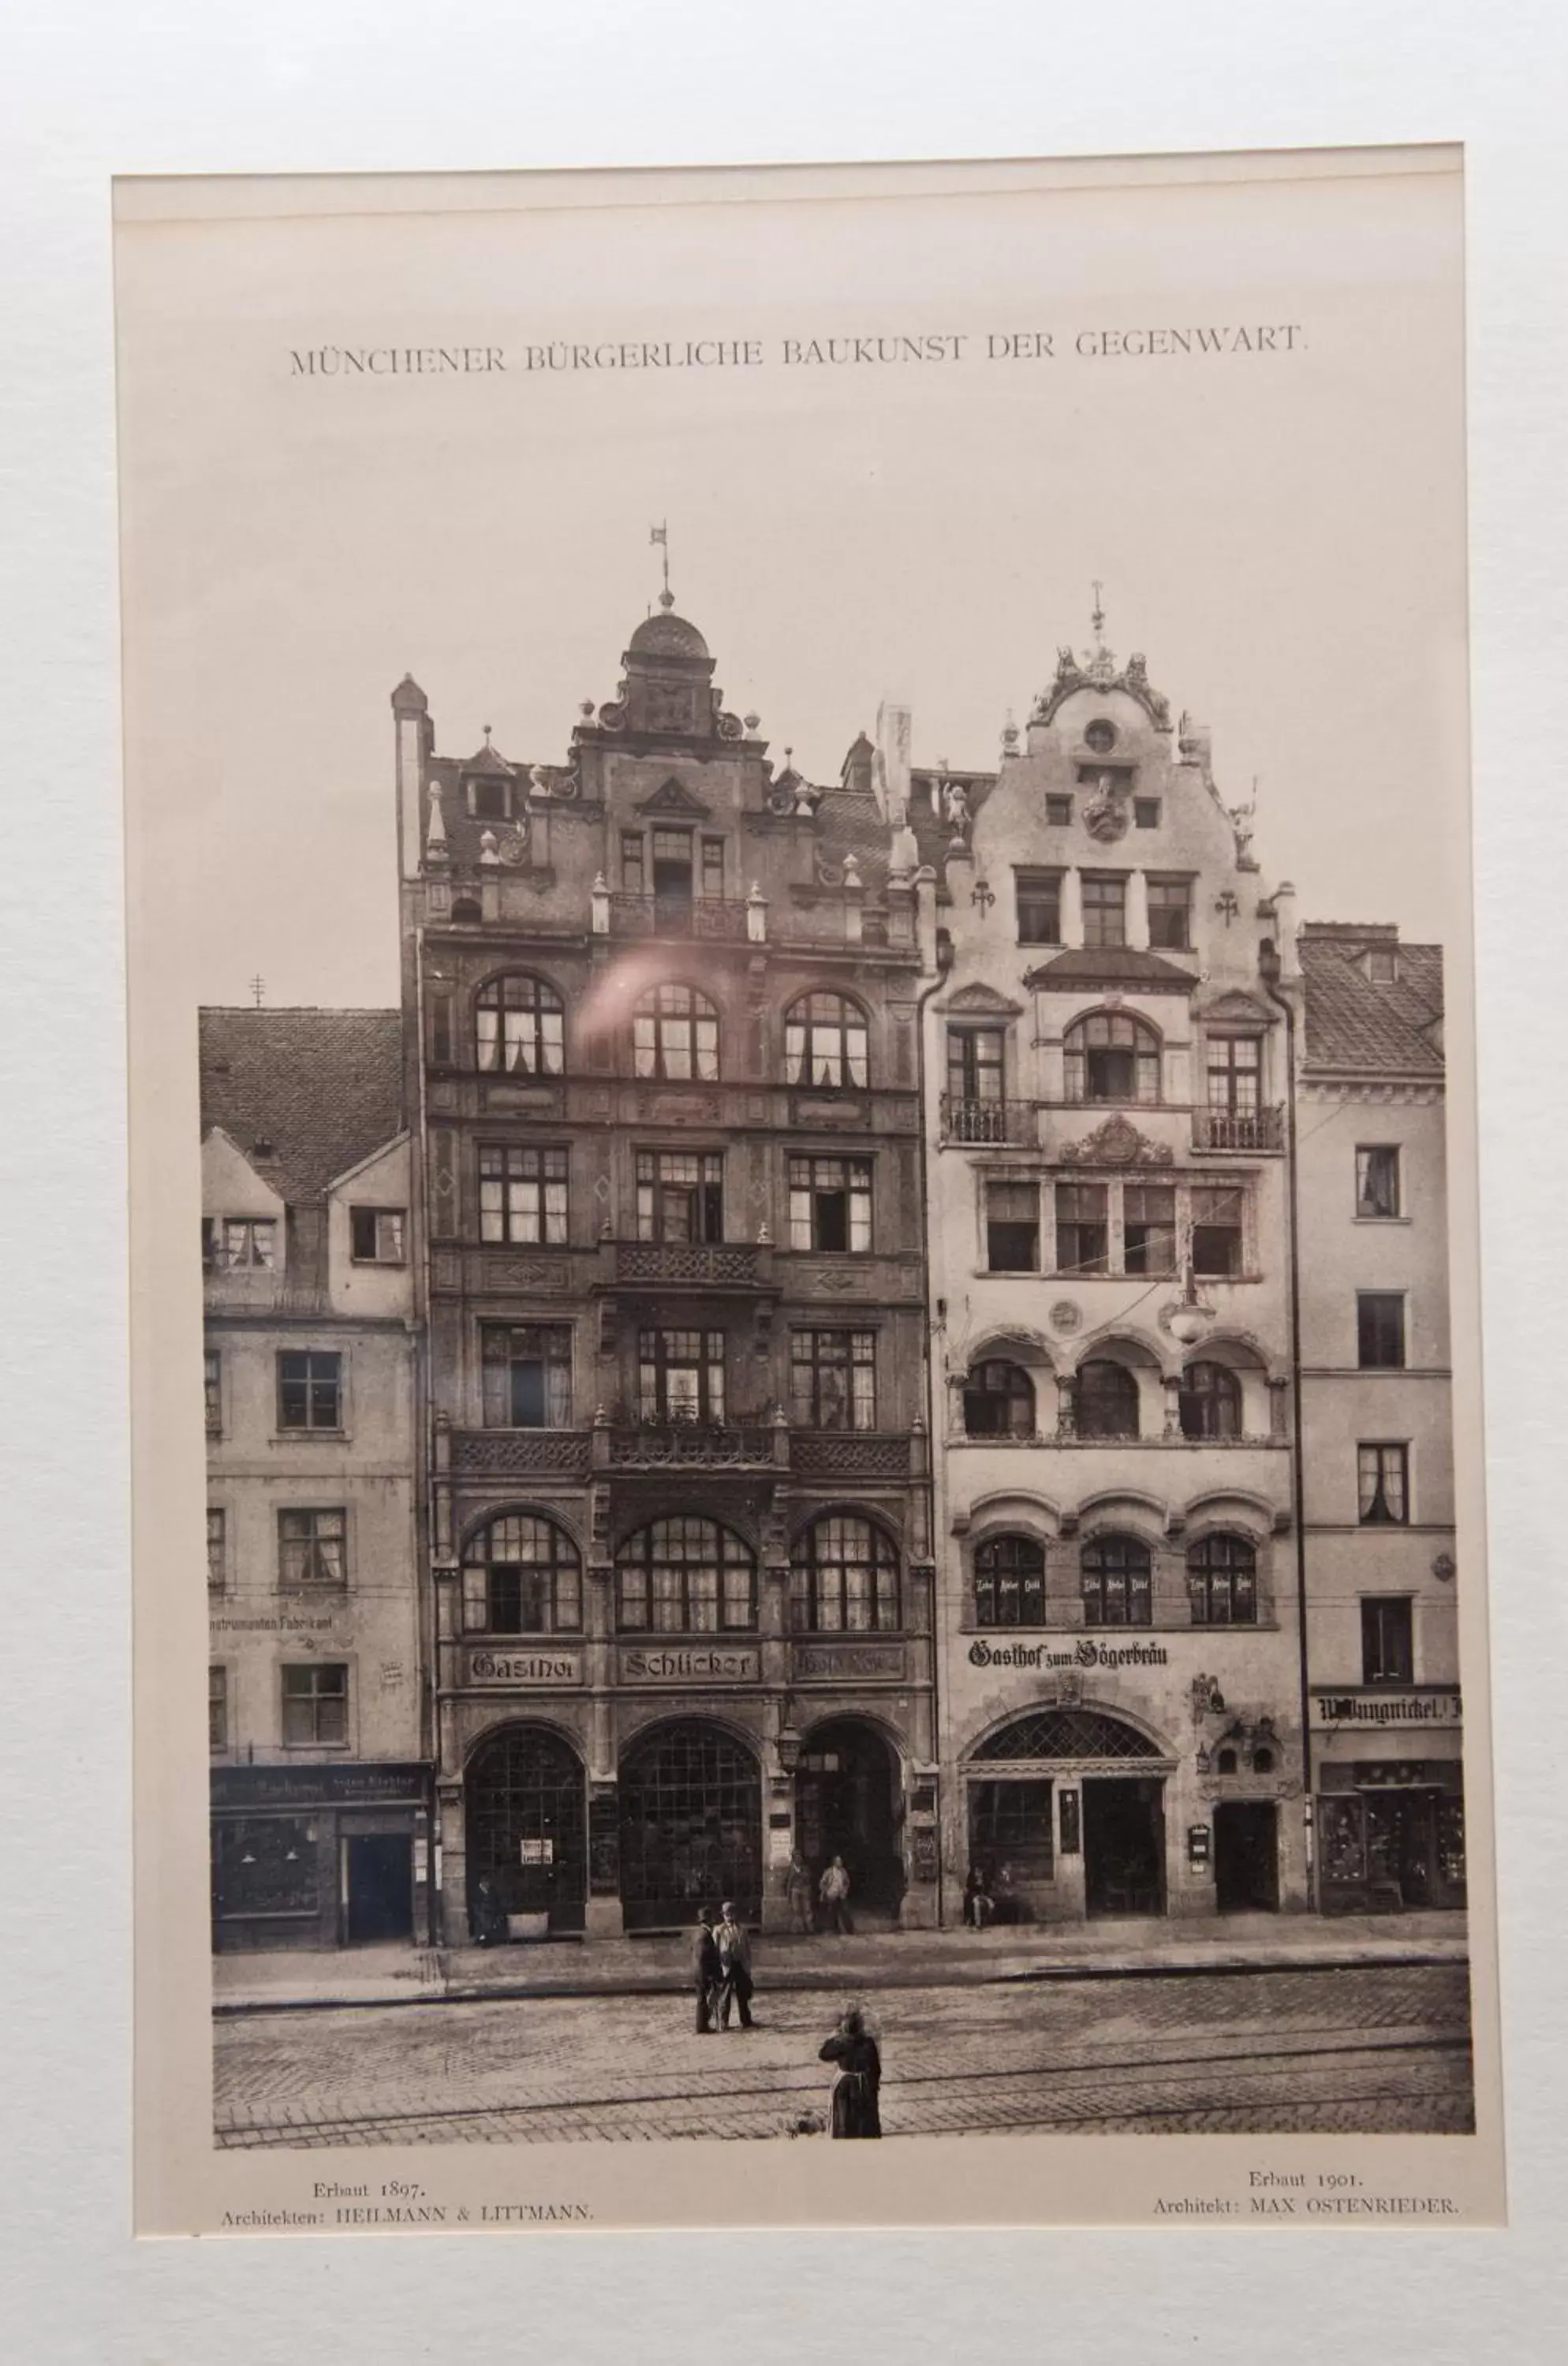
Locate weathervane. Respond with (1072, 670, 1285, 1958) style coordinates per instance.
(649, 520, 673, 608)
(249, 974, 266, 1009)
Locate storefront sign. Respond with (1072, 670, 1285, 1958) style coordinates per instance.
(969, 1638, 1170, 1672)
(792, 1641, 905, 1681)
(465, 1646, 584, 1687)
(1312, 1690, 1461, 1729)
(618, 1644, 760, 1684)
(210, 1763, 427, 1810)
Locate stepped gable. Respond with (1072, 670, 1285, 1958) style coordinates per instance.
(1297, 924, 1445, 1077)
(199, 1006, 404, 1205)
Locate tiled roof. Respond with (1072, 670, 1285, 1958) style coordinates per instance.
(1298, 931, 1445, 1076)
(199, 1008, 404, 1207)
(1025, 946, 1197, 992)
(813, 785, 895, 894)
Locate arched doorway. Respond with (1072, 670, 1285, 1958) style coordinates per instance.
(465, 1724, 587, 1935)
(618, 1721, 762, 1931)
(794, 1719, 904, 1924)
(969, 1705, 1168, 1921)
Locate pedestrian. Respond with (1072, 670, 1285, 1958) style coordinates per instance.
(472, 1872, 507, 1947)
(818, 2004, 882, 2138)
(692, 1903, 721, 2034)
(993, 1861, 1020, 1925)
(962, 1864, 993, 1930)
(785, 1850, 815, 1935)
(819, 1853, 853, 1935)
(714, 1898, 755, 2029)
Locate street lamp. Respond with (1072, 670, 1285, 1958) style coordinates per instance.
(1167, 1260, 1215, 1348)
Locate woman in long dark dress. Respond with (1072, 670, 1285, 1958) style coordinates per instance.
(818, 2006, 882, 2138)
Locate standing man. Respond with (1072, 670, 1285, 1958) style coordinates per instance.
(819, 1853, 853, 1935)
(785, 1849, 815, 1935)
(692, 1904, 721, 2034)
(714, 1899, 755, 2029)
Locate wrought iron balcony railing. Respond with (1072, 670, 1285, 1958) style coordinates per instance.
(450, 1429, 595, 1476)
(608, 892, 751, 941)
(939, 1096, 1037, 1146)
(1192, 1105, 1285, 1152)
(613, 1240, 764, 1288)
(607, 1421, 778, 1468)
(789, 1430, 915, 1480)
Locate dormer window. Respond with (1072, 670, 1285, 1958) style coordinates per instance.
(472, 778, 510, 822)
(1365, 946, 1399, 984)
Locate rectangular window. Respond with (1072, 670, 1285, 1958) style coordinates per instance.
(1054, 1182, 1107, 1276)
(1147, 878, 1192, 950)
(204, 1348, 222, 1436)
(1014, 870, 1062, 946)
(1357, 1292, 1406, 1368)
(789, 1157, 872, 1253)
(429, 991, 453, 1065)
(790, 1330, 876, 1431)
(946, 1028, 1005, 1106)
(1356, 1145, 1402, 1219)
(481, 1324, 573, 1428)
(1133, 797, 1161, 830)
(1045, 793, 1073, 827)
(277, 1349, 342, 1432)
(472, 776, 510, 821)
(478, 1144, 569, 1245)
(1361, 1596, 1414, 1685)
(278, 1507, 348, 1589)
(987, 1182, 1040, 1274)
(204, 1217, 276, 1271)
(349, 1207, 406, 1263)
(700, 837, 726, 898)
(1365, 946, 1399, 983)
(621, 831, 645, 894)
(636, 1149, 724, 1243)
(1358, 1442, 1410, 1524)
(1122, 1185, 1177, 1277)
(282, 1663, 349, 1748)
(1192, 1187, 1245, 1279)
(639, 1329, 726, 1424)
(969, 1779, 1054, 1880)
(207, 1507, 226, 1592)
(208, 1665, 227, 1753)
(651, 828, 693, 915)
(1207, 1036, 1262, 1114)
(1081, 875, 1127, 948)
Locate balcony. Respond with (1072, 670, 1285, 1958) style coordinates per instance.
(610, 1239, 767, 1289)
(789, 1430, 917, 1480)
(940, 1097, 1038, 1147)
(607, 1422, 779, 1470)
(450, 1428, 594, 1477)
(1193, 1106, 1285, 1154)
(608, 892, 750, 942)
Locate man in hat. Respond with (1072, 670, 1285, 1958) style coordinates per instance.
(714, 1899, 755, 2030)
(692, 1904, 721, 2034)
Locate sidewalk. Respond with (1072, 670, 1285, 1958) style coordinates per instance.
(211, 1911, 1468, 2016)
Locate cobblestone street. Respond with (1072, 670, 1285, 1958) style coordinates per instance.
(215, 1961, 1474, 2146)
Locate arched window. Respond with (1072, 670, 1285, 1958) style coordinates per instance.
(1253, 1747, 1275, 1773)
(461, 1513, 581, 1635)
(1179, 1360, 1242, 1440)
(784, 992, 868, 1089)
(633, 982, 719, 1082)
(790, 1515, 902, 1633)
(1063, 1011, 1160, 1105)
(1073, 1360, 1140, 1439)
(1216, 1747, 1238, 1774)
(616, 1517, 755, 1633)
(964, 1360, 1036, 1439)
(974, 1535, 1046, 1628)
(475, 973, 565, 1076)
(1081, 1534, 1152, 1627)
(1187, 1533, 1257, 1626)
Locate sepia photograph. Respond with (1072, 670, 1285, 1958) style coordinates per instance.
(116, 146, 1500, 2226)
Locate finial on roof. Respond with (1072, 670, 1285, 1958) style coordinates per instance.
(1085, 580, 1116, 684)
(482, 722, 493, 744)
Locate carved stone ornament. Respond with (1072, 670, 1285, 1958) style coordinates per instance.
(1057, 1114, 1173, 1168)
(1082, 771, 1129, 842)
(1049, 1300, 1083, 1334)
(498, 829, 529, 867)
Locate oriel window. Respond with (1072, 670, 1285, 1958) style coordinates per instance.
(636, 1149, 723, 1242)
(1356, 1146, 1402, 1218)
(277, 1349, 342, 1432)
(639, 1327, 726, 1424)
(1122, 1185, 1176, 1277)
(789, 1156, 872, 1252)
(1081, 1534, 1152, 1626)
(1053, 1182, 1107, 1275)
(278, 1507, 347, 1588)
(986, 1183, 1040, 1273)
(974, 1534, 1046, 1627)
(282, 1663, 349, 1747)
(633, 983, 720, 1081)
(482, 1324, 573, 1429)
(790, 1330, 876, 1431)
(1192, 1187, 1245, 1278)
(479, 1144, 568, 1245)
(1358, 1442, 1409, 1524)
(785, 993, 869, 1089)
(475, 973, 566, 1076)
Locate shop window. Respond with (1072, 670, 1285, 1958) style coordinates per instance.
(1014, 870, 1062, 946)
(207, 1506, 226, 1592)
(475, 972, 566, 1076)
(1187, 1533, 1256, 1625)
(1122, 1185, 1177, 1278)
(1357, 1442, 1409, 1524)
(1357, 1292, 1406, 1368)
(784, 992, 869, 1088)
(1081, 876, 1127, 948)
(278, 1507, 347, 1588)
(974, 1534, 1046, 1627)
(616, 1517, 756, 1634)
(1081, 1534, 1152, 1627)
(632, 983, 720, 1081)
(208, 1665, 228, 1752)
(1361, 1595, 1414, 1685)
(204, 1348, 222, 1435)
(789, 1156, 872, 1252)
(282, 1663, 349, 1747)
(963, 1360, 1036, 1440)
(639, 1327, 726, 1424)
(1207, 1035, 1262, 1115)
(1179, 1360, 1242, 1440)
(1147, 878, 1192, 950)
(790, 1330, 876, 1431)
(790, 1514, 901, 1633)
(482, 1323, 572, 1428)
(1063, 1011, 1159, 1104)
(203, 1217, 276, 1271)
(480, 1144, 569, 1245)
(462, 1513, 581, 1635)
(1193, 1187, 1245, 1278)
(1054, 1182, 1107, 1275)
(349, 1206, 406, 1263)
(1356, 1145, 1402, 1218)
(214, 1816, 319, 1918)
(1073, 1360, 1140, 1440)
(987, 1183, 1040, 1272)
(277, 1349, 342, 1432)
(969, 1778, 1054, 1880)
(637, 1148, 723, 1241)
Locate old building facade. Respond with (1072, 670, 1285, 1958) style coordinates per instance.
(394, 592, 938, 1942)
(913, 615, 1311, 1925)
(1294, 922, 1464, 1912)
(202, 1011, 429, 1950)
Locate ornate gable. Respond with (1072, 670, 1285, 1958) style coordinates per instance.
(633, 777, 714, 819)
(938, 981, 1025, 1018)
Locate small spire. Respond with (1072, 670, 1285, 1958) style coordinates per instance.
(1085, 580, 1115, 683)
(650, 519, 672, 603)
